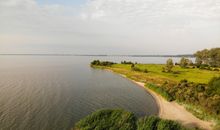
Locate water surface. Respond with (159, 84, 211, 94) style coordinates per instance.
(0, 56, 189, 130)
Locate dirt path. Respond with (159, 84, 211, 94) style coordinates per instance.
(134, 81, 214, 130)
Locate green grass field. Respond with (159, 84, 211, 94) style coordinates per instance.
(109, 64, 220, 84)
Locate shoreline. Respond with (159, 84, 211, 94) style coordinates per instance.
(105, 69, 213, 130)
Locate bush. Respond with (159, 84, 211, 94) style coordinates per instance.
(131, 65, 148, 73)
(74, 109, 190, 130)
(146, 83, 174, 101)
(137, 116, 160, 130)
(157, 119, 187, 130)
(213, 68, 219, 71)
(143, 69, 148, 73)
(91, 60, 116, 66)
(165, 59, 174, 72)
(74, 109, 137, 130)
(131, 66, 142, 72)
(207, 77, 220, 96)
(121, 61, 134, 64)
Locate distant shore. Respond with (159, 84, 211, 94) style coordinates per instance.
(106, 69, 213, 130)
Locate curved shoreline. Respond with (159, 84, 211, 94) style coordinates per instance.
(106, 69, 213, 130)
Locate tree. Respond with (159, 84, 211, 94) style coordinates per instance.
(194, 48, 220, 67)
(209, 48, 220, 67)
(165, 59, 174, 72)
(194, 49, 209, 65)
(180, 57, 188, 68)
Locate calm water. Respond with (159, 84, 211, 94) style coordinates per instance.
(0, 56, 194, 130)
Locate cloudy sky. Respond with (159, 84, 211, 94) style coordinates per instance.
(0, 0, 219, 54)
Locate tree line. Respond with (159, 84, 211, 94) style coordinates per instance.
(194, 48, 220, 67)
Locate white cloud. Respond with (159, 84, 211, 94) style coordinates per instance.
(0, 0, 219, 54)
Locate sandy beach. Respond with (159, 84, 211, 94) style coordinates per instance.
(133, 81, 214, 130)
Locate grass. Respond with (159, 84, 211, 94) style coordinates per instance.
(110, 64, 220, 84)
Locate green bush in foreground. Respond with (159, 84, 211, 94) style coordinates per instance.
(74, 109, 137, 130)
(74, 109, 190, 130)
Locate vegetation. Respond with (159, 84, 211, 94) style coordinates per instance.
(194, 48, 220, 67)
(161, 78, 220, 117)
(121, 61, 135, 64)
(90, 48, 220, 127)
(138, 116, 189, 130)
(146, 83, 174, 101)
(131, 64, 148, 73)
(74, 109, 137, 130)
(179, 57, 192, 68)
(163, 59, 174, 72)
(91, 60, 116, 66)
(74, 109, 190, 130)
(91, 59, 220, 126)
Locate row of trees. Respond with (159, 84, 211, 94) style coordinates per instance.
(90, 60, 116, 66)
(163, 48, 220, 72)
(194, 48, 220, 67)
(163, 58, 194, 73)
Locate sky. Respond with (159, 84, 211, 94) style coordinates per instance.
(0, 0, 220, 55)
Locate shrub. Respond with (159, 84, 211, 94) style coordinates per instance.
(75, 109, 190, 130)
(143, 69, 148, 73)
(213, 68, 219, 71)
(180, 57, 189, 68)
(131, 66, 141, 72)
(91, 60, 116, 66)
(165, 59, 174, 72)
(121, 61, 134, 64)
(146, 83, 174, 101)
(207, 77, 220, 96)
(157, 119, 187, 130)
(74, 109, 137, 130)
(137, 116, 160, 130)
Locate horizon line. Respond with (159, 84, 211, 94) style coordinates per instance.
(0, 53, 194, 57)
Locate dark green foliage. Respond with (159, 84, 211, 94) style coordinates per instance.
(91, 60, 116, 66)
(157, 119, 187, 130)
(146, 84, 174, 101)
(207, 76, 220, 96)
(131, 64, 135, 68)
(143, 69, 148, 73)
(162, 78, 220, 117)
(137, 116, 160, 130)
(75, 110, 190, 130)
(131, 65, 148, 73)
(131, 66, 142, 72)
(138, 116, 191, 130)
(74, 109, 137, 130)
(121, 61, 134, 64)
